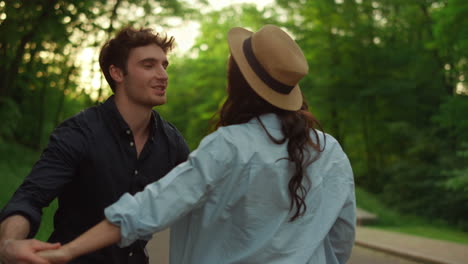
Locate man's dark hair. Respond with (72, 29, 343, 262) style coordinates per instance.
(99, 26, 175, 92)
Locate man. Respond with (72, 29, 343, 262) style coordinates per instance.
(0, 26, 189, 264)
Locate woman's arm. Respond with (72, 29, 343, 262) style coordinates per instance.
(38, 220, 120, 263)
(40, 130, 233, 262)
(328, 188, 356, 264)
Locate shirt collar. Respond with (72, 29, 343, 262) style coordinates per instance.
(248, 113, 282, 130)
(102, 95, 159, 141)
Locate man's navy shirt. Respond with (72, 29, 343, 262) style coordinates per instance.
(0, 96, 190, 263)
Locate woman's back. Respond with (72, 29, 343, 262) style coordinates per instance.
(169, 113, 355, 264)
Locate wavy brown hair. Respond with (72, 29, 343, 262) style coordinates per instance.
(215, 57, 324, 221)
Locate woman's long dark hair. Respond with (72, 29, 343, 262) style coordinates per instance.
(214, 57, 324, 221)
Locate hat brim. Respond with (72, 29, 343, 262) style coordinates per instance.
(227, 27, 303, 111)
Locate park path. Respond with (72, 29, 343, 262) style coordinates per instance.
(355, 226, 468, 264)
(145, 209, 468, 264)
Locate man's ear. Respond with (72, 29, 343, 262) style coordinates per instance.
(109, 65, 124, 84)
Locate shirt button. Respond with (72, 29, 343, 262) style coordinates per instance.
(134, 170, 138, 175)
(129, 251, 133, 257)
(126, 129, 131, 135)
(130, 141, 134, 147)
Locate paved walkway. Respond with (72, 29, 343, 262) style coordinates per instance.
(145, 209, 468, 264)
(147, 228, 170, 264)
(355, 226, 468, 264)
(348, 245, 422, 264)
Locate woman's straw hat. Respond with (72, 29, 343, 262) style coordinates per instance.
(227, 25, 308, 111)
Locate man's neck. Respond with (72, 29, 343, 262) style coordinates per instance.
(113, 94, 152, 138)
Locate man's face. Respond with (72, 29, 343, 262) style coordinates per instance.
(121, 44, 169, 107)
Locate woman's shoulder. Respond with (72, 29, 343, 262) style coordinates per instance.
(196, 124, 257, 160)
(311, 131, 353, 182)
(213, 123, 253, 141)
(310, 130, 350, 164)
(196, 126, 242, 154)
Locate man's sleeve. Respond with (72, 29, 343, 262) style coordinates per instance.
(165, 121, 190, 165)
(176, 133, 190, 165)
(0, 119, 88, 237)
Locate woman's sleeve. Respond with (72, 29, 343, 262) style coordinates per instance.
(328, 156, 356, 264)
(105, 130, 236, 247)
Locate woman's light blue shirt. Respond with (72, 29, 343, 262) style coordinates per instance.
(105, 113, 356, 264)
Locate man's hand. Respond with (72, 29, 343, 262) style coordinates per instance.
(0, 239, 60, 264)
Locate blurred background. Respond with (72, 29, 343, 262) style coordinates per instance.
(1, 0, 467, 253)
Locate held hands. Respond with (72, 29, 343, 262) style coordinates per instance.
(1, 219, 122, 263)
(0, 239, 61, 264)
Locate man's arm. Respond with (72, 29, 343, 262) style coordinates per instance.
(0, 215, 30, 241)
(0, 215, 60, 264)
(0, 118, 88, 263)
(0, 119, 87, 237)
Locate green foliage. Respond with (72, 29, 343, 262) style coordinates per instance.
(0, 139, 39, 207)
(433, 96, 468, 142)
(443, 143, 468, 192)
(433, 0, 468, 86)
(0, 98, 21, 138)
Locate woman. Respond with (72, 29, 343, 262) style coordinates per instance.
(40, 25, 355, 264)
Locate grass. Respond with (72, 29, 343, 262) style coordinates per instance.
(356, 186, 468, 244)
(0, 138, 57, 241)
